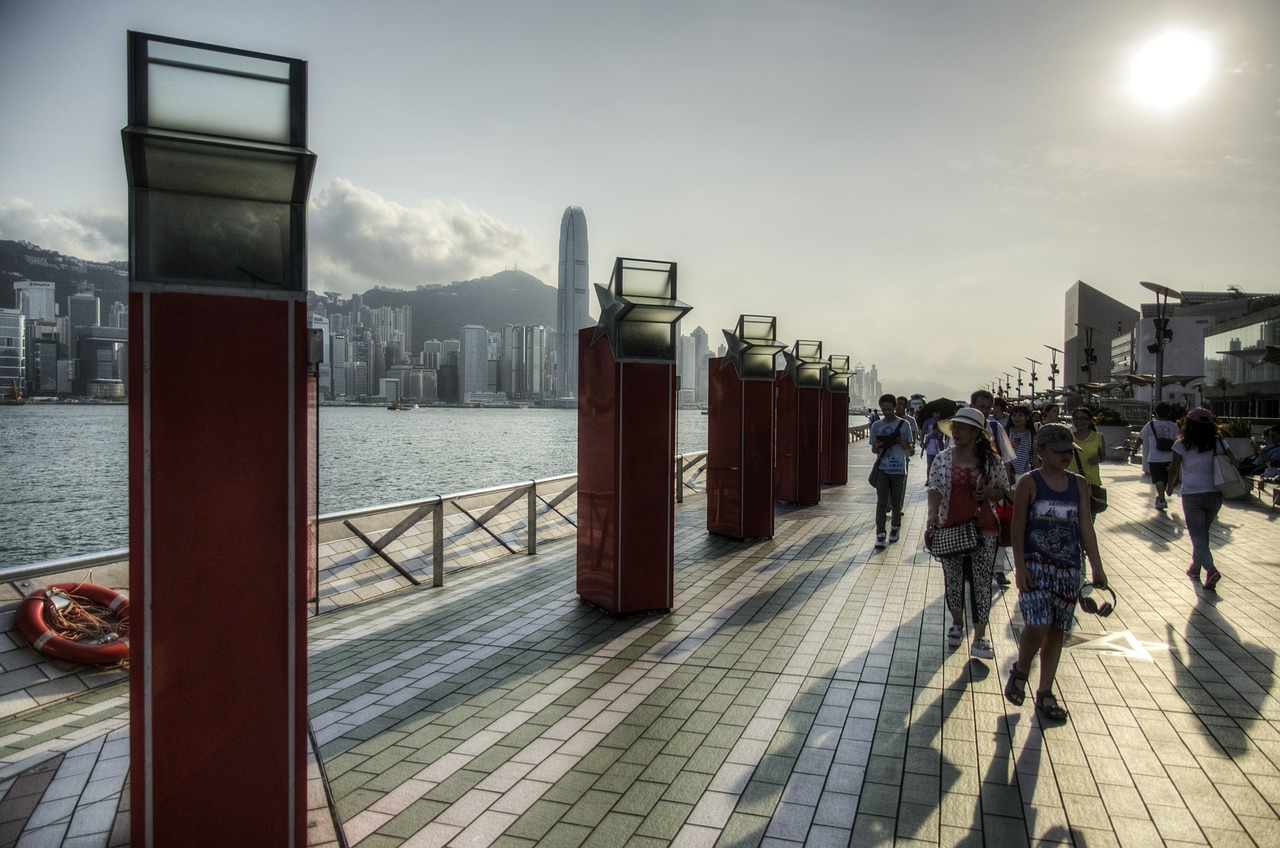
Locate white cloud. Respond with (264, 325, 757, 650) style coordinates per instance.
(0, 197, 126, 261)
(308, 179, 552, 294)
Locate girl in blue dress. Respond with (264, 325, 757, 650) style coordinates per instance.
(1006, 423, 1108, 722)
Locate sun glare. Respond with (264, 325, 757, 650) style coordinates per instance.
(1128, 32, 1211, 108)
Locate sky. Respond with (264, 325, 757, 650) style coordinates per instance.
(2, 0, 1278, 398)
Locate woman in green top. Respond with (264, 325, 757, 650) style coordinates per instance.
(1067, 405, 1106, 487)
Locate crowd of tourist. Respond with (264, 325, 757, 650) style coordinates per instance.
(865, 389, 1269, 723)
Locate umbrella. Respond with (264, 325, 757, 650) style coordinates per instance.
(917, 397, 959, 421)
(1162, 374, 1205, 386)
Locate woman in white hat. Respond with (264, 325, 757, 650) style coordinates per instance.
(926, 407, 1013, 659)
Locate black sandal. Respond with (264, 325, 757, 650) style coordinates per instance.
(1035, 690, 1069, 722)
(1004, 664, 1028, 706)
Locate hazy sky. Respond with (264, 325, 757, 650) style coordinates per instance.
(2, 0, 1278, 397)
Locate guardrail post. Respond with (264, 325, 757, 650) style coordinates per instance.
(676, 454, 684, 504)
(527, 481, 537, 555)
(432, 501, 444, 587)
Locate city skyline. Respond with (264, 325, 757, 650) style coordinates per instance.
(2, 1, 1278, 397)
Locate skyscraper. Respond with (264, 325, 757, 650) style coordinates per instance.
(556, 206, 589, 398)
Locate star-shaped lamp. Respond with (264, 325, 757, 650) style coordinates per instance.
(592, 258, 691, 361)
(721, 314, 786, 380)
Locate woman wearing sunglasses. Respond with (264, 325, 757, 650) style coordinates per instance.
(1007, 423, 1108, 723)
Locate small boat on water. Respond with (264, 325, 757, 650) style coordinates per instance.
(3, 379, 25, 406)
(387, 401, 417, 411)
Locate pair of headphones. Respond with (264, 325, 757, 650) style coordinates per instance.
(1078, 583, 1117, 617)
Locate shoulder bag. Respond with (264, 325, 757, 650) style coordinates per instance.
(1213, 440, 1251, 499)
(868, 420, 905, 487)
(927, 464, 984, 558)
(1154, 422, 1176, 453)
(1072, 447, 1107, 513)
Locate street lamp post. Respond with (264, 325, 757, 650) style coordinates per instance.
(1139, 281, 1181, 413)
(1044, 345, 1062, 395)
(1003, 373, 1014, 398)
(1027, 358, 1041, 405)
(1013, 366, 1025, 400)
(1077, 323, 1098, 397)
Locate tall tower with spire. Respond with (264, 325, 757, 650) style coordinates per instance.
(556, 206, 589, 398)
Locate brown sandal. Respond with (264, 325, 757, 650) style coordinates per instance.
(1004, 664, 1028, 706)
(1035, 690, 1069, 722)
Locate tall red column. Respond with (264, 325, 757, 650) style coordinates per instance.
(577, 327, 676, 614)
(129, 293, 313, 846)
(775, 374, 822, 504)
(707, 357, 776, 538)
(820, 384, 850, 485)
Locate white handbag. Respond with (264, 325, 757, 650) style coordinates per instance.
(1213, 442, 1251, 499)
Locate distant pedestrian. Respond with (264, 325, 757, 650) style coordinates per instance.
(1168, 408, 1237, 591)
(1067, 406, 1106, 520)
(870, 394, 914, 549)
(1138, 402, 1180, 509)
(1006, 423, 1107, 723)
(925, 408, 1012, 660)
(921, 408, 944, 478)
(1041, 404, 1061, 425)
(1006, 404, 1037, 480)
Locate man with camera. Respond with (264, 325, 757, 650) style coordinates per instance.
(869, 393, 916, 549)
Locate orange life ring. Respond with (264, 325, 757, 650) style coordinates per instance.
(16, 583, 130, 665)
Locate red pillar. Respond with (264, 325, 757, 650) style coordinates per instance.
(707, 357, 776, 538)
(775, 374, 822, 504)
(129, 292, 312, 846)
(577, 327, 676, 615)
(820, 384, 850, 485)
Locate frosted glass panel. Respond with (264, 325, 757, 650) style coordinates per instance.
(142, 138, 300, 201)
(148, 64, 290, 142)
(143, 192, 290, 287)
(149, 41, 291, 79)
(615, 260, 675, 299)
(617, 322, 674, 360)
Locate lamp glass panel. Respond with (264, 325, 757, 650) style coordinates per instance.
(828, 374, 850, 393)
(796, 363, 825, 387)
(621, 303, 687, 323)
(141, 191, 290, 287)
(616, 321, 674, 360)
(736, 315, 777, 344)
(795, 340, 822, 361)
(148, 62, 291, 143)
(615, 260, 674, 299)
(140, 137, 301, 201)
(149, 41, 292, 80)
(741, 350, 777, 379)
(829, 355, 850, 372)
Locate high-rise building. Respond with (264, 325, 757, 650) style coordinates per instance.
(460, 324, 490, 401)
(0, 308, 25, 391)
(690, 326, 709, 404)
(14, 281, 57, 321)
(555, 206, 589, 398)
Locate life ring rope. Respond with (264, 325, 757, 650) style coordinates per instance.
(15, 578, 130, 667)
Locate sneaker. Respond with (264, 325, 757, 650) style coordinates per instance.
(947, 624, 963, 647)
(1155, 496, 1167, 510)
(994, 572, 1011, 587)
(874, 533, 887, 549)
(970, 638, 995, 659)
(888, 527, 900, 543)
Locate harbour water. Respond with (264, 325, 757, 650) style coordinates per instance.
(0, 404, 709, 569)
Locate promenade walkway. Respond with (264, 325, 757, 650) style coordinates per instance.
(1, 445, 1278, 847)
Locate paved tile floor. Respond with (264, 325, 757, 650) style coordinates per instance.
(1, 445, 1278, 847)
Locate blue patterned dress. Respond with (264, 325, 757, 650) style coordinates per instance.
(1020, 471, 1084, 630)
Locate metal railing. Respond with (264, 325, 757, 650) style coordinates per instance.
(1, 451, 711, 615)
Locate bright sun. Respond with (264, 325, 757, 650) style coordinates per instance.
(1128, 33, 1211, 108)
